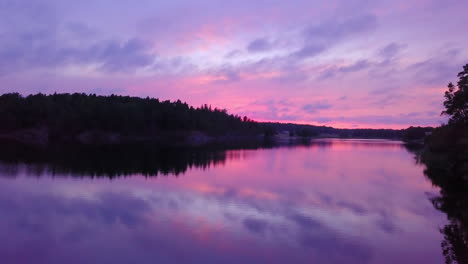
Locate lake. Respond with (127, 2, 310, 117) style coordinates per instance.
(0, 138, 446, 264)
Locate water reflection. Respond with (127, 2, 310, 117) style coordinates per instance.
(0, 139, 404, 178)
(0, 139, 446, 263)
(412, 146, 468, 264)
(0, 141, 232, 177)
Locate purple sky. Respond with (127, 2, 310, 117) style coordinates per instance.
(1, 0, 467, 128)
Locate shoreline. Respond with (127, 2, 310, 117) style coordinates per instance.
(0, 128, 405, 150)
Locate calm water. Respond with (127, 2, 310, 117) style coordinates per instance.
(0, 139, 446, 264)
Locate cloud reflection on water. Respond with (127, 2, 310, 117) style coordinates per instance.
(0, 139, 445, 264)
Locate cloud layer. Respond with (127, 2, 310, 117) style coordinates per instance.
(0, 0, 467, 128)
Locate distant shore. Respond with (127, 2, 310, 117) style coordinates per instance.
(0, 127, 408, 149)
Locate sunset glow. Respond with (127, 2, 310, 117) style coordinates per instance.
(1, 0, 467, 128)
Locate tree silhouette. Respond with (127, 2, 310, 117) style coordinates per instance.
(0, 92, 409, 145)
(0, 93, 261, 143)
(442, 64, 468, 125)
(418, 63, 468, 264)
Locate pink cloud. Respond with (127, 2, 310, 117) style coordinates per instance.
(1, 0, 467, 128)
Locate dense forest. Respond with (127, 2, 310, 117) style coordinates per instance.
(0, 92, 431, 145)
(0, 93, 261, 144)
(0, 92, 259, 134)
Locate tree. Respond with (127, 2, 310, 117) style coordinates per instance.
(403, 126, 433, 141)
(442, 64, 468, 125)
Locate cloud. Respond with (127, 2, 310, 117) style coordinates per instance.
(243, 217, 269, 234)
(340, 60, 371, 73)
(408, 48, 463, 85)
(205, 66, 242, 83)
(0, 0, 467, 128)
(0, 1, 160, 75)
(291, 14, 377, 60)
(87, 38, 156, 72)
(336, 201, 367, 215)
(241, 99, 302, 121)
(64, 22, 98, 38)
(319, 60, 371, 79)
(303, 14, 377, 43)
(291, 44, 326, 59)
(287, 213, 322, 229)
(247, 38, 272, 53)
(314, 112, 444, 127)
(302, 101, 332, 113)
(0, 27, 158, 74)
(378, 42, 407, 59)
(239, 14, 380, 66)
(224, 49, 242, 58)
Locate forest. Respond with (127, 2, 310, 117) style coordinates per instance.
(0, 92, 430, 145)
(0, 93, 263, 144)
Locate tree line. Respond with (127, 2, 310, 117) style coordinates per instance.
(0, 93, 260, 141)
(0, 92, 435, 143)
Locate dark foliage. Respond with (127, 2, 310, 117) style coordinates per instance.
(414, 63, 468, 264)
(402, 126, 434, 141)
(0, 93, 260, 142)
(442, 64, 468, 125)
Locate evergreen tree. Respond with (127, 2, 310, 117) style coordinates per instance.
(442, 64, 468, 125)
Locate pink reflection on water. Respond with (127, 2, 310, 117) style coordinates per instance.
(0, 139, 445, 264)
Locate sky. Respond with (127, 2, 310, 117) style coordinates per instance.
(0, 0, 467, 128)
